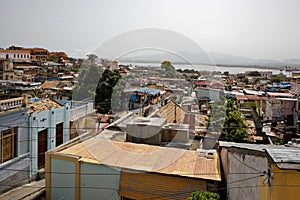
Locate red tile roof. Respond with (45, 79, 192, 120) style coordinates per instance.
(235, 94, 248, 101)
(245, 95, 261, 101)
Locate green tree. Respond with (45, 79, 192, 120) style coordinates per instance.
(270, 75, 284, 83)
(176, 68, 183, 73)
(73, 64, 104, 101)
(219, 98, 248, 142)
(161, 60, 175, 69)
(223, 71, 229, 76)
(111, 76, 127, 112)
(207, 99, 226, 133)
(95, 69, 121, 113)
(161, 60, 180, 78)
(243, 77, 249, 84)
(254, 78, 260, 84)
(188, 190, 220, 200)
(207, 98, 248, 142)
(86, 54, 98, 65)
(248, 71, 261, 76)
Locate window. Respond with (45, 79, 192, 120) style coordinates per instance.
(1, 128, 17, 163)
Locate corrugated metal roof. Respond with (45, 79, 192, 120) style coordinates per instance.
(266, 148, 300, 164)
(153, 100, 185, 123)
(119, 170, 206, 200)
(266, 92, 291, 97)
(135, 87, 161, 95)
(219, 141, 289, 152)
(41, 80, 61, 89)
(59, 138, 221, 181)
(219, 141, 300, 170)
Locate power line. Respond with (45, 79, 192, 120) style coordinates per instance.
(0, 123, 261, 130)
(231, 153, 264, 173)
(2, 181, 300, 193)
(1, 165, 298, 176)
(1, 172, 300, 199)
(0, 167, 265, 176)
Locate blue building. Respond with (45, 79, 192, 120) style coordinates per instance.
(0, 96, 70, 193)
(27, 99, 70, 175)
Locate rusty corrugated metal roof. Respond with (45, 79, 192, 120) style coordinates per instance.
(59, 138, 221, 181)
(155, 101, 185, 123)
(119, 170, 206, 200)
(41, 80, 61, 89)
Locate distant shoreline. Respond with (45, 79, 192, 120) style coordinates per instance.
(119, 60, 285, 70)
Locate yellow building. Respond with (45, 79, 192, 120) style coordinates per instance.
(259, 148, 300, 200)
(23, 47, 49, 62)
(220, 142, 300, 200)
(0, 59, 14, 80)
(46, 134, 221, 200)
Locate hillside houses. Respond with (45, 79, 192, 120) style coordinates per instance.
(1, 50, 300, 199)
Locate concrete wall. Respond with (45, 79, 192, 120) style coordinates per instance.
(280, 100, 295, 117)
(0, 109, 30, 193)
(51, 158, 76, 200)
(0, 154, 30, 194)
(196, 88, 222, 102)
(161, 125, 189, 143)
(126, 118, 166, 145)
(29, 105, 70, 176)
(80, 162, 120, 200)
(221, 147, 269, 200)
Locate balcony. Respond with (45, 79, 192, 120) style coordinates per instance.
(70, 101, 94, 121)
(0, 97, 24, 111)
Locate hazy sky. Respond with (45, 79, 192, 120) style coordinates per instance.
(1, 0, 300, 60)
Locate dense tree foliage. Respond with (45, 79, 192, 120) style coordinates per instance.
(86, 54, 98, 64)
(176, 68, 200, 80)
(248, 71, 261, 76)
(207, 98, 248, 142)
(95, 69, 121, 113)
(73, 64, 104, 101)
(207, 99, 226, 133)
(219, 98, 248, 142)
(270, 75, 284, 83)
(188, 190, 220, 200)
(161, 60, 180, 78)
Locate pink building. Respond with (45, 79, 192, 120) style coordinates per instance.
(265, 92, 297, 123)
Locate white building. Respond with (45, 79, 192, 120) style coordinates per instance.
(0, 49, 31, 61)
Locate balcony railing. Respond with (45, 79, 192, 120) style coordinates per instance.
(0, 97, 24, 111)
(70, 102, 94, 120)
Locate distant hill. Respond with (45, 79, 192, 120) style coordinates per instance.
(119, 51, 300, 67)
(282, 58, 300, 65)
